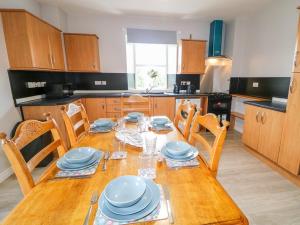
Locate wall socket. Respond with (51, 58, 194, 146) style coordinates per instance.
(26, 82, 46, 88)
(252, 82, 259, 88)
(95, 80, 107, 86)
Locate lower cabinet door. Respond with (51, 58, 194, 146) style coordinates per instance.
(257, 108, 285, 162)
(242, 105, 261, 150)
(152, 97, 175, 120)
(85, 98, 106, 121)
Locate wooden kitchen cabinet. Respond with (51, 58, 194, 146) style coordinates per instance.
(278, 73, 300, 175)
(242, 105, 261, 150)
(85, 98, 106, 121)
(152, 97, 175, 120)
(1, 9, 65, 70)
(177, 39, 206, 74)
(243, 104, 285, 162)
(293, 16, 300, 73)
(64, 33, 100, 72)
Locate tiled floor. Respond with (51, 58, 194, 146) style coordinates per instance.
(0, 131, 300, 224)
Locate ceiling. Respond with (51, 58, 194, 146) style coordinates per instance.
(36, 0, 274, 20)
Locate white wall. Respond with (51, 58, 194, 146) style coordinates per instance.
(40, 4, 67, 31)
(0, 0, 41, 181)
(231, 0, 299, 77)
(67, 14, 210, 72)
(229, 0, 300, 132)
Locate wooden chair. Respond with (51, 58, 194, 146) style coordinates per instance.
(174, 99, 197, 139)
(61, 102, 90, 147)
(189, 113, 230, 177)
(0, 115, 67, 195)
(121, 94, 151, 116)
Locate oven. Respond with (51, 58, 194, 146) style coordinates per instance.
(207, 93, 232, 122)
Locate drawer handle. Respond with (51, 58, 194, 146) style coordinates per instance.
(261, 112, 266, 124)
(256, 111, 261, 123)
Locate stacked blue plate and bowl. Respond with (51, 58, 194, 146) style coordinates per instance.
(56, 147, 103, 171)
(91, 119, 116, 133)
(125, 112, 144, 123)
(151, 117, 171, 130)
(161, 141, 198, 161)
(99, 175, 160, 222)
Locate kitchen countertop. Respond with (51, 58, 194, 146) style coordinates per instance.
(17, 92, 209, 107)
(244, 100, 287, 113)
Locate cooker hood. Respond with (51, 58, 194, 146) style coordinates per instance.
(207, 20, 231, 65)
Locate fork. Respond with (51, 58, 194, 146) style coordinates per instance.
(102, 152, 110, 171)
(83, 191, 98, 225)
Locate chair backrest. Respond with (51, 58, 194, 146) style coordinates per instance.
(0, 115, 67, 195)
(61, 102, 90, 147)
(121, 94, 151, 116)
(174, 99, 196, 139)
(189, 113, 229, 177)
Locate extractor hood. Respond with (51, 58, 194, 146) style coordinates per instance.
(207, 20, 231, 65)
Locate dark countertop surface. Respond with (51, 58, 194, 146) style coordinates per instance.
(17, 92, 209, 107)
(244, 100, 287, 113)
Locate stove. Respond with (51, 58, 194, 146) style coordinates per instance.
(206, 92, 232, 122)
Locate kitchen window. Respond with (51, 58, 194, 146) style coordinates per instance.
(126, 28, 177, 90)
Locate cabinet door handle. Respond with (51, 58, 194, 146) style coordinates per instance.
(256, 111, 261, 123)
(261, 112, 266, 124)
(102, 105, 105, 110)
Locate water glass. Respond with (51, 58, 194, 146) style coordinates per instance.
(143, 132, 157, 155)
(138, 153, 157, 179)
(115, 118, 125, 131)
(138, 118, 148, 133)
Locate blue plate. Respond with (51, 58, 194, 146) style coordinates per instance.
(94, 119, 113, 127)
(99, 179, 160, 222)
(165, 141, 191, 156)
(162, 146, 198, 161)
(125, 117, 138, 123)
(57, 151, 102, 171)
(64, 147, 96, 164)
(104, 176, 146, 207)
(105, 183, 152, 215)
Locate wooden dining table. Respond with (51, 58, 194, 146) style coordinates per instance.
(1, 122, 248, 225)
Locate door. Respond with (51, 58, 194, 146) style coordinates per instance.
(242, 105, 261, 150)
(180, 40, 206, 74)
(152, 97, 175, 120)
(27, 14, 52, 69)
(257, 108, 285, 162)
(278, 73, 300, 174)
(64, 34, 100, 72)
(85, 98, 106, 121)
(48, 26, 65, 70)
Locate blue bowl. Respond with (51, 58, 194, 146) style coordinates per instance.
(64, 147, 96, 164)
(128, 112, 143, 119)
(104, 175, 146, 207)
(165, 141, 191, 156)
(152, 117, 169, 126)
(94, 119, 112, 127)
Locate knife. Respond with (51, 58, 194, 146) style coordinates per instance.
(102, 152, 110, 171)
(163, 185, 174, 224)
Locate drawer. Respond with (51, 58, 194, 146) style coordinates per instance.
(106, 112, 121, 119)
(106, 97, 121, 104)
(106, 104, 121, 112)
(85, 98, 106, 104)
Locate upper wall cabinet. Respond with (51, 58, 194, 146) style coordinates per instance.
(63, 33, 101, 72)
(177, 39, 206, 74)
(1, 9, 65, 71)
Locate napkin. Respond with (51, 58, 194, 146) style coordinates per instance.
(110, 151, 127, 160)
(55, 160, 101, 178)
(165, 158, 200, 169)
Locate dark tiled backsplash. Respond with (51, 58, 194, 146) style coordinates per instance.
(8, 70, 129, 100)
(8, 70, 202, 100)
(229, 77, 290, 99)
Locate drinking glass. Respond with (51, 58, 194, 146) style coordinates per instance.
(143, 132, 157, 155)
(115, 117, 125, 131)
(138, 117, 148, 133)
(138, 153, 157, 179)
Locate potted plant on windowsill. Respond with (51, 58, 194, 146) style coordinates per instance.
(145, 69, 159, 93)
